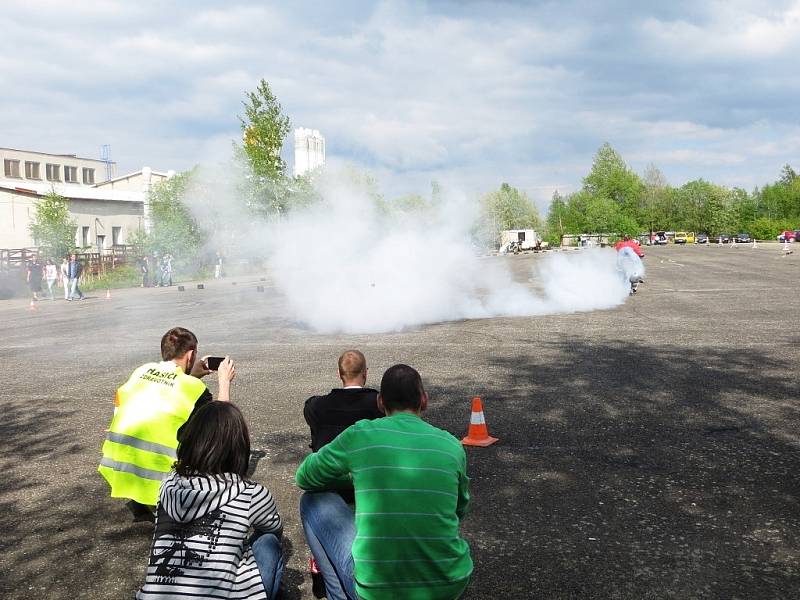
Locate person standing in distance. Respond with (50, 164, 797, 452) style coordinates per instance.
(67, 253, 84, 301)
(98, 326, 236, 520)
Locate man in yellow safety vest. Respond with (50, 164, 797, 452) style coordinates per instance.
(98, 326, 236, 521)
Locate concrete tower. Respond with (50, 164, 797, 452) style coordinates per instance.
(293, 128, 326, 177)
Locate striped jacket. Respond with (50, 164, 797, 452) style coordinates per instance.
(137, 472, 281, 599)
(296, 412, 472, 600)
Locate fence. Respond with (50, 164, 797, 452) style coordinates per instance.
(0, 245, 139, 278)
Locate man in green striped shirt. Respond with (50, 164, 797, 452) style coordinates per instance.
(296, 364, 472, 600)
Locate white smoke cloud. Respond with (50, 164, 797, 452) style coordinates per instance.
(183, 163, 634, 333)
(259, 170, 633, 333)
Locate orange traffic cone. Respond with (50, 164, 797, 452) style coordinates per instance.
(106, 289, 111, 300)
(461, 397, 498, 447)
(28, 299, 37, 312)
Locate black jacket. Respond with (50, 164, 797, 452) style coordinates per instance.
(303, 387, 383, 452)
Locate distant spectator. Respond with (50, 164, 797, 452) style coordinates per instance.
(60, 257, 70, 300)
(136, 402, 283, 599)
(161, 254, 173, 287)
(151, 253, 162, 287)
(139, 256, 149, 288)
(215, 251, 224, 279)
(67, 253, 84, 301)
(26, 258, 43, 301)
(44, 259, 58, 300)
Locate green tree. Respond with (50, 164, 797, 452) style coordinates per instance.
(29, 191, 76, 258)
(135, 171, 207, 272)
(641, 164, 669, 232)
(481, 183, 541, 244)
(238, 79, 291, 182)
(544, 190, 568, 245)
(583, 143, 644, 222)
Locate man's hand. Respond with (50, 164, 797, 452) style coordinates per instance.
(190, 355, 212, 379)
(217, 357, 235, 402)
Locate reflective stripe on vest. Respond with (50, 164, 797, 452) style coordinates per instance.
(99, 361, 205, 505)
(99, 457, 166, 481)
(104, 431, 178, 458)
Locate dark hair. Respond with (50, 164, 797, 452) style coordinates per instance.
(175, 402, 250, 477)
(379, 364, 425, 412)
(161, 327, 198, 361)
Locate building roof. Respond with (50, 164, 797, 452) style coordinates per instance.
(0, 146, 113, 165)
(0, 179, 141, 202)
(92, 168, 171, 188)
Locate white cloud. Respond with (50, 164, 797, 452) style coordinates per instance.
(0, 0, 797, 203)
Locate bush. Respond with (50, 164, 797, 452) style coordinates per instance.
(81, 265, 141, 292)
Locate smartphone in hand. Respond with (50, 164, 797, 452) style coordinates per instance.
(206, 356, 225, 371)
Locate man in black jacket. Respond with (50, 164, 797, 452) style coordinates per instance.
(304, 350, 383, 456)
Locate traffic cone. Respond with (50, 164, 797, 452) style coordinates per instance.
(106, 289, 111, 300)
(752, 238, 757, 248)
(461, 397, 498, 447)
(28, 299, 37, 312)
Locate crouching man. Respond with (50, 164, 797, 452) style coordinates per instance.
(296, 364, 473, 600)
(98, 326, 235, 521)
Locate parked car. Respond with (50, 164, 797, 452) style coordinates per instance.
(712, 233, 731, 244)
(735, 233, 751, 244)
(674, 231, 688, 244)
(695, 233, 708, 244)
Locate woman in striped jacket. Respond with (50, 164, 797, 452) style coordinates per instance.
(138, 402, 283, 599)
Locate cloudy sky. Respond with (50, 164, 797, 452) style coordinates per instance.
(1, 0, 799, 208)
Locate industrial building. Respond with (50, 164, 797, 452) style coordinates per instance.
(0, 147, 173, 251)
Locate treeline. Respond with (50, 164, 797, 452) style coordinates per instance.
(543, 143, 800, 244)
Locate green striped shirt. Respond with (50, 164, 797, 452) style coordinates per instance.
(296, 412, 472, 600)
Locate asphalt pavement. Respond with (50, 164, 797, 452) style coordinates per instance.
(0, 243, 798, 599)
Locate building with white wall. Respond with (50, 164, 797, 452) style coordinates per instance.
(293, 128, 326, 177)
(0, 147, 172, 251)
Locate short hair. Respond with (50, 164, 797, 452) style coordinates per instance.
(338, 350, 367, 379)
(380, 364, 425, 412)
(161, 327, 198, 361)
(175, 402, 250, 478)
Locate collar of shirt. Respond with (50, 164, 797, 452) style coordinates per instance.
(342, 385, 363, 389)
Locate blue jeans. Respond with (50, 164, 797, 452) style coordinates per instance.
(251, 532, 284, 599)
(300, 492, 357, 600)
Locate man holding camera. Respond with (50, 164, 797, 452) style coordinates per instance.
(98, 327, 235, 520)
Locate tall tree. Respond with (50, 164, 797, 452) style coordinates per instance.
(583, 143, 644, 223)
(239, 79, 291, 182)
(136, 171, 207, 270)
(29, 191, 76, 258)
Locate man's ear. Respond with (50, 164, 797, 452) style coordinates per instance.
(377, 394, 386, 414)
(419, 391, 429, 413)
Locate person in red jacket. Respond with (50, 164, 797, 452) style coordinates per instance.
(614, 235, 645, 257)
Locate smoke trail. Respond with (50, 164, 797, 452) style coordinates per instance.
(258, 171, 633, 333)
(183, 164, 634, 333)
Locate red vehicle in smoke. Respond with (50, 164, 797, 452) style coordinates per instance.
(778, 230, 797, 242)
(614, 237, 645, 258)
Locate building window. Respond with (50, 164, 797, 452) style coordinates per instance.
(64, 166, 78, 183)
(46, 163, 61, 181)
(25, 161, 40, 179)
(82, 226, 90, 247)
(82, 168, 95, 185)
(96, 234, 106, 251)
(112, 226, 121, 246)
(4, 159, 21, 178)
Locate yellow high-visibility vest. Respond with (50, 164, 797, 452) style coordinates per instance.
(98, 361, 206, 506)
